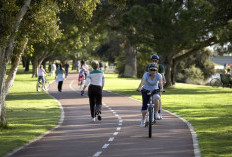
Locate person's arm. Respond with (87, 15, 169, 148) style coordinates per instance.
(161, 73, 166, 85)
(158, 78, 163, 95)
(137, 78, 145, 92)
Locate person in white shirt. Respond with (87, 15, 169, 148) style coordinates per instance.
(38, 65, 46, 85)
(81, 60, 105, 122)
(51, 62, 56, 76)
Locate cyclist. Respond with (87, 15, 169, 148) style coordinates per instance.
(38, 65, 47, 89)
(137, 63, 163, 127)
(145, 54, 165, 119)
(81, 60, 105, 122)
(78, 67, 85, 86)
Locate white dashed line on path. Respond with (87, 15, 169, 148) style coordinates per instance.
(69, 80, 123, 157)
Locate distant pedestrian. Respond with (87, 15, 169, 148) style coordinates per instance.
(81, 60, 105, 122)
(99, 61, 103, 70)
(64, 61, 70, 78)
(56, 64, 65, 92)
(51, 62, 56, 77)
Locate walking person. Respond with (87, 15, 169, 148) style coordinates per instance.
(51, 62, 56, 77)
(81, 60, 105, 122)
(56, 64, 65, 92)
(64, 61, 70, 78)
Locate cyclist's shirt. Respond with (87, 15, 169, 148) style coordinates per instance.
(38, 68, 45, 76)
(79, 68, 85, 76)
(84, 70, 105, 87)
(142, 72, 162, 91)
(145, 63, 165, 74)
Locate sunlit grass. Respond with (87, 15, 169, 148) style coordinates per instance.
(0, 72, 60, 157)
(104, 73, 232, 157)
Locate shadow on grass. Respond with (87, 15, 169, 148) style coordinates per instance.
(6, 92, 50, 101)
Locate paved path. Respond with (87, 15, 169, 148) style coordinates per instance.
(9, 73, 196, 157)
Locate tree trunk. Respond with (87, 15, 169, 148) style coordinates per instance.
(25, 58, 30, 71)
(123, 41, 137, 77)
(5, 38, 28, 95)
(0, 0, 31, 127)
(0, 48, 7, 127)
(32, 57, 39, 78)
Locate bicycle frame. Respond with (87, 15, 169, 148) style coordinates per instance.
(146, 92, 155, 138)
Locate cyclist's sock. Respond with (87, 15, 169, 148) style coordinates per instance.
(158, 110, 161, 113)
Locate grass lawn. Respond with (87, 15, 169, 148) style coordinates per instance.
(104, 73, 232, 157)
(0, 72, 60, 157)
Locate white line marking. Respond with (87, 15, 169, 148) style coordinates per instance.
(93, 151, 102, 157)
(108, 137, 114, 141)
(111, 110, 114, 112)
(102, 144, 109, 149)
(106, 106, 109, 107)
(113, 112, 116, 114)
(113, 132, 118, 136)
(4, 81, 65, 157)
(116, 127, 121, 131)
(108, 107, 112, 110)
(104, 89, 201, 157)
(115, 114, 119, 117)
(118, 123, 122, 126)
(118, 117, 122, 120)
(119, 120, 123, 123)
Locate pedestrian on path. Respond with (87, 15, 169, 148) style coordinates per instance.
(56, 64, 65, 92)
(81, 60, 105, 122)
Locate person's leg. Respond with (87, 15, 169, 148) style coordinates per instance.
(95, 86, 102, 120)
(140, 91, 149, 127)
(88, 85, 96, 119)
(58, 81, 63, 92)
(153, 94, 161, 120)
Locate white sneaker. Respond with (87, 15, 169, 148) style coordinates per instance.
(159, 113, 162, 120)
(92, 118, 96, 122)
(140, 120, 145, 127)
(155, 113, 160, 120)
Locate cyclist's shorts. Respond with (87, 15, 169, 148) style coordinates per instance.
(141, 91, 160, 112)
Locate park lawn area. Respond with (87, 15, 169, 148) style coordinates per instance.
(104, 73, 232, 157)
(0, 73, 60, 157)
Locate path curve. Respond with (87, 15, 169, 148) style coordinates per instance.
(6, 73, 199, 157)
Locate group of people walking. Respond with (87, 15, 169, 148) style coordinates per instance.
(38, 54, 165, 127)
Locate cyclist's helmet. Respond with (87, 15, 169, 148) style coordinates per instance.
(149, 63, 158, 71)
(151, 54, 159, 60)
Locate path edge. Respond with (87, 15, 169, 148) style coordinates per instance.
(105, 90, 201, 157)
(3, 83, 65, 157)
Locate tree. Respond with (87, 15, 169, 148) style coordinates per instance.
(117, 0, 232, 86)
(0, 0, 100, 127)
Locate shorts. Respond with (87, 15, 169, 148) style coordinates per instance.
(141, 90, 160, 113)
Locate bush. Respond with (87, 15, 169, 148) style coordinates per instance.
(177, 65, 204, 84)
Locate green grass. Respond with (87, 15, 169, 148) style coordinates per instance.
(104, 74, 232, 157)
(0, 73, 60, 157)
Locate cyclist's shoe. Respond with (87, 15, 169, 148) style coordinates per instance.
(92, 118, 96, 122)
(155, 113, 161, 120)
(159, 113, 163, 120)
(140, 120, 145, 127)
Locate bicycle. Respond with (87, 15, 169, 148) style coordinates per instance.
(141, 89, 161, 138)
(36, 77, 49, 92)
(210, 78, 221, 87)
(78, 75, 85, 89)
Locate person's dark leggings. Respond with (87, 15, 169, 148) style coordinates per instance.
(58, 81, 63, 92)
(88, 85, 102, 118)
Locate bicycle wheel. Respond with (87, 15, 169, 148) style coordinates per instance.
(36, 82, 42, 92)
(210, 78, 221, 87)
(43, 81, 49, 91)
(148, 106, 152, 138)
